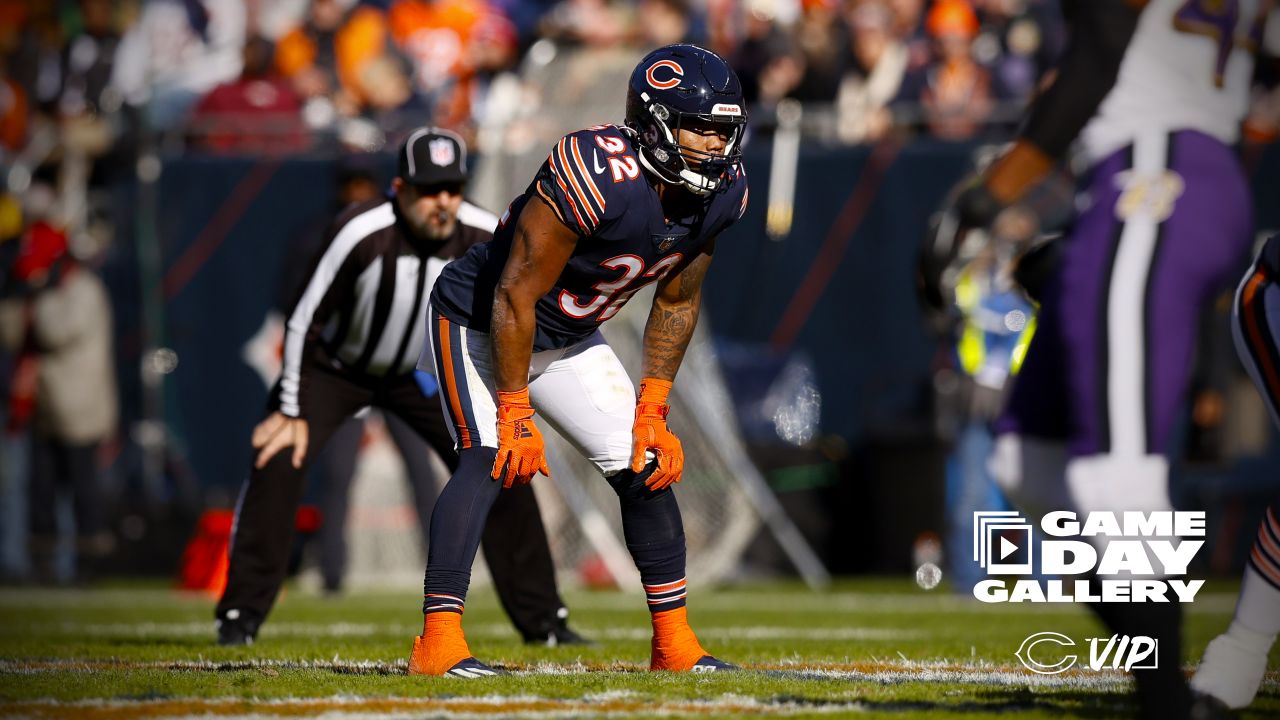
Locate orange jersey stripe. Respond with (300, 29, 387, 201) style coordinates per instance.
(1242, 271, 1280, 406)
(556, 139, 597, 225)
(556, 139, 599, 227)
(548, 155, 588, 232)
(570, 137, 606, 212)
(437, 316, 473, 449)
(534, 181, 568, 226)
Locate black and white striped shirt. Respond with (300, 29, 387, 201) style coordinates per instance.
(277, 196, 496, 418)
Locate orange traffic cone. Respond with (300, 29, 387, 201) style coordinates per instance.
(178, 510, 233, 595)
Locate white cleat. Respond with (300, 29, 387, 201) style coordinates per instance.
(1191, 633, 1269, 709)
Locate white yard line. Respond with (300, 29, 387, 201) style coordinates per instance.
(1, 621, 415, 638)
(5, 657, 1275, 718)
(5, 656, 1273, 688)
(0, 589, 1244, 615)
(0, 621, 921, 643)
(681, 592, 1242, 615)
(0, 694, 866, 719)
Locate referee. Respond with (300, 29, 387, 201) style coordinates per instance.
(216, 128, 584, 647)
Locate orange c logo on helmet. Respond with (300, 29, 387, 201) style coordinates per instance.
(646, 60, 684, 90)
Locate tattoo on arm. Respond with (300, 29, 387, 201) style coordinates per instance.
(642, 245, 714, 381)
(643, 300, 700, 380)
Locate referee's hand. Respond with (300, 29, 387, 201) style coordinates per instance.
(252, 412, 309, 469)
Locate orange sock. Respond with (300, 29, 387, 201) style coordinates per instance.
(650, 606, 709, 671)
(408, 612, 473, 676)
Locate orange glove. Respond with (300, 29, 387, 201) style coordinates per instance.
(492, 387, 551, 488)
(630, 378, 684, 490)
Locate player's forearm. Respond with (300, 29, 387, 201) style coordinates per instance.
(641, 296, 700, 382)
(1007, 0, 1143, 194)
(490, 289, 537, 392)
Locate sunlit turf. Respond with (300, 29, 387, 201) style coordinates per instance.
(1, 578, 1276, 718)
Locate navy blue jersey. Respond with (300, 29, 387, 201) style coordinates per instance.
(432, 124, 749, 350)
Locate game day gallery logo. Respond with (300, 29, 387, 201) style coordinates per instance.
(972, 510, 1206, 603)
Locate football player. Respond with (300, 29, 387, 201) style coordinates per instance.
(1191, 234, 1280, 714)
(924, 0, 1276, 717)
(405, 44, 749, 677)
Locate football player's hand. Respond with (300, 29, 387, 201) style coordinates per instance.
(630, 378, 684, 491)
(252, 412, 309, 469)
(492, 387, 551, 488)
(919, 177, 1004, 314)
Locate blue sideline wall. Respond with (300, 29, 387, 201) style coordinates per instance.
(100, 142, 1280, 504)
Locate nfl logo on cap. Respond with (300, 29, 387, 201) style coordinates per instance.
(429, 138, 456, 167)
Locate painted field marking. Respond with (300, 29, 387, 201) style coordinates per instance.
(4, 657, 1274, 689)
(1, 621, 922, 643)
(0, 694, 865, 720)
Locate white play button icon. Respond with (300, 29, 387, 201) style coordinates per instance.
(1000, 536, 1020, 560)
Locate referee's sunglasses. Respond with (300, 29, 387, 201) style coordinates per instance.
(409, 180, 465, 197)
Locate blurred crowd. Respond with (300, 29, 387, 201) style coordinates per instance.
(0, 0, 1275, 166)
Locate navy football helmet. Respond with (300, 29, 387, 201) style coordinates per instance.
(625, 44, 746, 196)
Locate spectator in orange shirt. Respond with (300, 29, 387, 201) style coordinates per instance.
(275, 0, 389, 117)
(893, 0, 1006, 140)
(389, 0, 512, 128)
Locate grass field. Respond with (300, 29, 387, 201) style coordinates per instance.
(1, 579, 1277, 719)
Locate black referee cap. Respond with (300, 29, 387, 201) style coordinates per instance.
(398, 127, 468, 185)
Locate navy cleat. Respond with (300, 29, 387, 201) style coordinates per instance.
(444, 657, 507, 678)
(690, 655, 740, 672)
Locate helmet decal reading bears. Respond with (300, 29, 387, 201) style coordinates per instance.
(625, 44, 747, 196)
(645, 60, 684, 90)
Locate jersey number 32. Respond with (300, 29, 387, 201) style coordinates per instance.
(559, 253, 684, 321)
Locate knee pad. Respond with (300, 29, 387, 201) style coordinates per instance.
(989, 433, 1071, 523)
